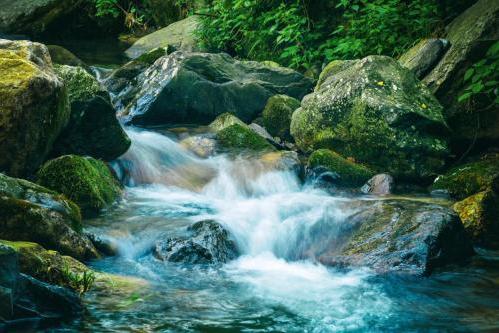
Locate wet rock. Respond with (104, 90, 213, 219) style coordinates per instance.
(0, 172, 98, 260)
(0, 0, 80, 35)
(262, 94, 301, 141)
(51, 65, 131, 161)
(0, 39, 69, 177)
(258, 151, 301, 174)
(216, 124, 276, 152)
(299, 199, 474, 275)
(454, 190, 499, 249)
(180, 135, 217, 158)
(0, 244, 17, 319)
(431, 154, 499, 200)
(37, 155, 123, 217)
(122, 51, 313, 125)
(154, 220, 239, 264)
(398, 38, 449, 79)
(361, 174, 394, 195)
(308, 149, 374, 187)
(422, 0, 499, 150)
(291, 55, 449, 180)
(125, 15, 204, 59)
(85, 232, 119, 257)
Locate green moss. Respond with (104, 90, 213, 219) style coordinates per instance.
(432, 154, 499, 200)
(315, 60, 354, 90)
(209, 113, 246, 132)
(36, 155, 122, 217)
(135, 47, 167, 65)
(262, 94, 300, 141)
(308, 149, 374, 186)
(54, 65, 101, 103)
(216, 124, 275, 152)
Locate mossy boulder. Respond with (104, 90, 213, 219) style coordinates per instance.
(47, 45, 89, 71)
(125, 15, 203, 59)
(209, 113, 247, 133)
(263, 94, 301, 141)
(422, 0, 499, 151)
(51, 65, 131, 160)
(37, 155, 122, 217)
(308, 149, 374, 187)
(122, 51, 313, 125)
(216, 124, 275, 152)
(398, 38, 449, 79)
(454, 190, 499, 249)
(0, 172, 98, 260)
(431, 154, 499, 200)
(291, 55, 449, 180)
(0, 39, 69, 177)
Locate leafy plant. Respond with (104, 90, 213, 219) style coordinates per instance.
(458, 41, 499, 106)
(61, 264, 96, 295)
(93, 0, 147, 31)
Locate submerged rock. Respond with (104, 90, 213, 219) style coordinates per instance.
(361, 174, 394, 195)
(37, 155, 122, 217)
(180, 135, 217, 158)
(52, 65, 131, 160)
(308, 149, 374, 187)
(154, 220, 239, 264)
(0, 39, 69, 177)
(296, 199, 474, 275)
(291, 55, 449, 180)
(422, 0, 499, 150)
(258, 151, 301, 174)
(0, 172, 98, 260)
(262, 94, 301, 141)
(122, 51, 313, 125)
(125, 15, 203, 59)
(398, 38, 449, 79)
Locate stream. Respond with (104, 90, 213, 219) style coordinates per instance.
(51, 127, 499, 333)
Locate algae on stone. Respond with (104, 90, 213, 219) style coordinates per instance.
(37, 155, 122, 217)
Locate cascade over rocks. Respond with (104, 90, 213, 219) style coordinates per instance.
(37, 155, 123, 218)
(51, 65, 131, 161)
(287, 198, 474, 275)
(154, 220, 239, 264)
(0, 172, 99, 260)
(121, 51, 314, 125)
(421, 0, 499, 149)
(291, 55, 449, 180)
(0, 39, 69, 177)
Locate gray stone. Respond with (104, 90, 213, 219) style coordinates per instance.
(399, 38, 449, 79)
(361, 173, 394, 195)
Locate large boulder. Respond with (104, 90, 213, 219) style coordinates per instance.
(287, 199, 474, 275)
(0, 0, 80, 35)
(0, 172, 98, 260)
(51, 65, 131, 160)
(121, 51, 314, 125)
(125, 15, 203, 59)
(291, 55, 449, 180)
(398, 38, 449, 79)
(262, 94, 301, 141)
(154, 220, 239, 264)
(0, 39, 69, 177)
(37, 155, 122, 217)
(308, 149, 374, 187)
(422, 0, 499, 150)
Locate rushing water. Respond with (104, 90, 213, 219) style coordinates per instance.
(55, 127, 499, 333)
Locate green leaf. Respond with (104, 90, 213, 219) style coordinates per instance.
(463, 68, 474, 81)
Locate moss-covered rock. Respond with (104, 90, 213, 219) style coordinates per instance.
(0, 39, 70, 177)
(37, 155, 122, 217)
(308, 149, 374, 187)
(216, 124, 275, 152)
(291, 55, 449, 180)
(52, 65, 131, 160)
(0, 172, 98, 260)
(454, 190, 499, 248)
(209, 113, 247, 133)
(398, 38, 449, 79)
(263, 95, 300, 141)
(432, 154, 499, 200)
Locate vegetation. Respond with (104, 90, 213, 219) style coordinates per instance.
(197, 0, 473, 70)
